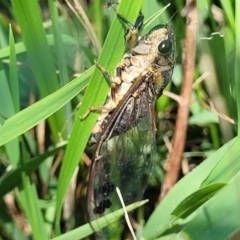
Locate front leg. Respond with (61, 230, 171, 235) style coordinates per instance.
(123, 12, 144, 48)
(113, 8, 144, 48)
(80, 60, 118, 120)
(80, 106, 111, 120)
(95, 60, 125, 101)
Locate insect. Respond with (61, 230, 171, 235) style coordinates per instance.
(84, 6, 176, 237)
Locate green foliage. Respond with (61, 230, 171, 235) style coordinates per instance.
(0, 0, 238, 239)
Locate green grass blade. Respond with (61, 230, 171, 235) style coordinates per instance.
(0, 68, 92, 147)
(48, 0, 72, 134)
(9, 25, 19, 112)
(143, 137, 238, 239)
(5, 25, 20, 167)
(202, 33, 233, 116)
(0, 144, 66, 198)
(235, 0, 240, 133)
(0, 199, 26, 240)
(54, 0, 144, 234)
(92, 0, 103, 44)
(52, 200, 148, 240)
(0, 34, 77, 58)
(12, 0, 64, 141)
(17, 144, 48, 240)
(174, 172, 240, 240)
(0, 61, 20, 166)
(171, 183, 226, 219)
(18, 174, 48, 240)
(201, 137, 240, 185)
(142, 3, 170, 30)
(220, 0, 235, 33)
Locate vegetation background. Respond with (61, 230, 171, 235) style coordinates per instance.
(0, 0, 239, 239)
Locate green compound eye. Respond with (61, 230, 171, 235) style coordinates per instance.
(158, 39, 172, 55)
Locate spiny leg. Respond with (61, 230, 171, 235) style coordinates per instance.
(110, 5, 144, 48)
(94, 59, 125, 100)
(109, 3, 144, 30)
(94, 60, 111, 82)
(80, 106, 112, 120)
(94, 59, 121, 85)
(80, 60, 117, 119)
(124, 12, 144, 48)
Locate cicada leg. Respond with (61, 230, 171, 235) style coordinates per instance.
(113, 9, 144, 48)
(80, 106, 111, 120)
(121, 13, 144, 48)
(95, 60, 125, 101)
(80, 61, 123, 120)
(94, 60, 121, 85)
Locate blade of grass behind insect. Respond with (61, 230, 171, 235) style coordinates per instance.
(0, 34, 77, 58)
(17, 177, 47, 240)
(200, 137, 240, 186)
(171, 172, 240, 240)
(48, 0, 72, 134)
(0, 64, 15, 124)
(92, 0, 103, 44)
(0, 68, 92, 147)
(220, 0, 235, 33)
(0, 75, 19, 164)
(142, 137, 238, 239)
(55, 0, 144, 234)
(201, 33, 235, 143)
(2, 26, 20, 167)
(235, 0, 240, 134)
(16, 145, 48, 240)
(171, 183, 226, 219)
(51, 200, 148, 240)
(142, 3, 170, 32)
(0, 143, 66, 198)
(9, 25, 19, 112)
(11, 0, 64, 141)
(205, 33, 232, 114)
(0, 199, 26, 240)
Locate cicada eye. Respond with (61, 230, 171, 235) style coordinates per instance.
(158, 39, 172, 55)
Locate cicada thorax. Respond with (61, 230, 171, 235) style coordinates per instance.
(89, 71, 157, 146)
(88, 23, 175, 147)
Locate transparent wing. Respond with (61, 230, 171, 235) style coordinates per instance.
(87, 96, 157, 236)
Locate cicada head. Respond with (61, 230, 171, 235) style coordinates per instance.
(142, 24, 176, 97)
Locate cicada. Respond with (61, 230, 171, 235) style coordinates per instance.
(84, 7, 176, 237)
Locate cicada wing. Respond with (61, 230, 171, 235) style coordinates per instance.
(87, 101, 157, 236)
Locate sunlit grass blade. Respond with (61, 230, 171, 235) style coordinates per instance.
(201, 137, 240, 185)
(12, 0, 64, 141)
(51, 200, 148, 240)
(142, 137, 238, 239)
(0, 34, 77, 58)
(54, 0, 144, 234)
(18, 174, 48, 240)
(220, 0, 235, 33)
(142, 3, 170, 30)
(49, 0, 72, 134)
(0, 199, 27, 240)
(202, 33, 233, 113)
(173, 172, 240, 240)
(171, 183, 225, 219)
(0, 143, 66, 198)
(0, 68, 92, 147)
(235, 0, 240, 133)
